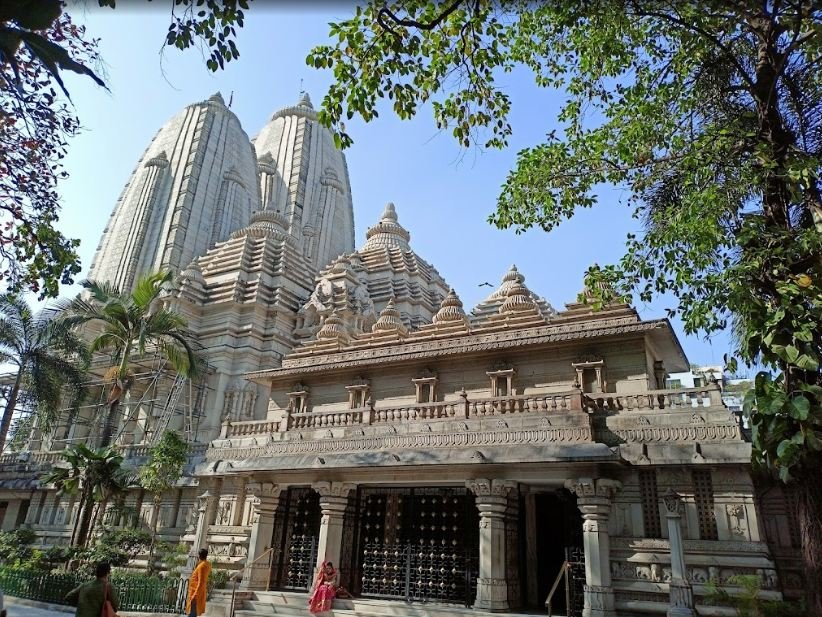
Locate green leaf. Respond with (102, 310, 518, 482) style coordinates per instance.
(790, 396, 810, 421)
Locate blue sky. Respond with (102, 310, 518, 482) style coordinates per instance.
(55, 4, 730, 368)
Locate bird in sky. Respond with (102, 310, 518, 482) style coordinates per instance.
(478, 282, 492, 288)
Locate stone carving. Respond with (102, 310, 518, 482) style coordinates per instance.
(565, 477, 622, 499)
(691, 413, 706, 424)
(207, 425, 594, 462)
(216, 500, 232, 526)
(726, 504, 748, 538)
(663, 488, 684, 514)
(313, 481, 355, 499)
(466, 479, 515, 498)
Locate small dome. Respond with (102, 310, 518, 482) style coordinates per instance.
(433, 289, 467, 324)
(488, 264, 526, 300)
(230, 210, 291, 241)
(179, 259, 205, 285)
(500, 281, 537, 314)
(316, 311, 349, 343)
(298, 91, 313, 109)
(372, 299, 408, 335)
(363, 202, 411, 250)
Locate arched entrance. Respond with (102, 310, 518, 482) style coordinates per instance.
(269, 487, 321, 591)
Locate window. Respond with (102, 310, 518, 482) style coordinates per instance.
(665, 379, 682, 390)
(692, 470, 718, 540)
(638, 470, 662, 538)
(693, 377, 704, 387)
(487, 365, 515, 397)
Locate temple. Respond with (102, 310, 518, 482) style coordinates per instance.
(0, 92, 803, 617)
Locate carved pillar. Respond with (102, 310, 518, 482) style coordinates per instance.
(186, 485, 218, 572)
(313, 482, 355, 575)
(243, 483, 282, 590)
(663, 489, 695, 617)
(565, 478, 622, 617)
(467, 479, 516, 612)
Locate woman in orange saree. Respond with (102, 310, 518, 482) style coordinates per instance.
(308, 561, 338, 614)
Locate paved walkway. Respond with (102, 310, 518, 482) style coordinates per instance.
(3, 600, 72, 616)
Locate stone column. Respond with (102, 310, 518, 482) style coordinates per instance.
(565, 478, 622, 617)
(467, 479, 516, 612)
(313, 482, 355, 575)
(663, 489, 695, 617)
(243, 482, 282, 590)
(1, 499, 21, 531)
(185, 486, 218, 572)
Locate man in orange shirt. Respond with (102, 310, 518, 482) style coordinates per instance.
(186, 548, 212, 617)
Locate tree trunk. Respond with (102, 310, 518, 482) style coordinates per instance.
(73, 492, 95, 547)
(100, 398, 121, 448)
(797, 468, 822, 614)
(0, 371, 23, 453)
(148, 495, 161, 574)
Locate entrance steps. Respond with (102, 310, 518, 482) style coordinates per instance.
(211, 589, 551, 617)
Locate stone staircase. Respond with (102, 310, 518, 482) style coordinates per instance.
(208, 589, 549, 617)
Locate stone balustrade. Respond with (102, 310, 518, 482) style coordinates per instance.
(467, 392, 581, 416)
(289, 408, 366, 429)
(226, 419, 281, 437)
(585, 386, 722, 413)
(372, 400, 463, 423)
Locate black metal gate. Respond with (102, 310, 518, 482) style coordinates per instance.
(565, 546, 586, 617)
(354, 487, 478, 605)
(269, 487, 320, 591)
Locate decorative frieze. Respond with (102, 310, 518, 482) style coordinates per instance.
(206, 425, 595, 463)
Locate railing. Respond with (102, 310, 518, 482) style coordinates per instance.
(0, 567, 190, 614)
(228, 546, 276, 617)
(290, 408, 365, 429)
(372, 400, 462, 423)
(467, 392, 580, 416)
(584, 386, 722, 413)
(545, 561, 571, 617)
(226, 420, 281, 437)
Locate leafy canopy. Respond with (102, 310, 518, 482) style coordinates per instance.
(307, 1, 822, 484)
(0, 293, 89, 452)
(0, 0, 250, 297)
(139, 429, 189, 500)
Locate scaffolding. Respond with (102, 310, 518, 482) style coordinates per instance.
(0, 345, 213, 454)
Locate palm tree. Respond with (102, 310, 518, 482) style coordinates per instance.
(43, 443, 136, 547)
(0, 294, 89, 453)
(61, 270, 199, 448)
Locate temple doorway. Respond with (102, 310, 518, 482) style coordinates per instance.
(269, 487, 321, 591)
(532, 489, 584, 613)
(351, 487, 479, 605)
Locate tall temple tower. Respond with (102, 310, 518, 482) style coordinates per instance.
(88, 93, 261, 290)
(253, 92, 355, 272)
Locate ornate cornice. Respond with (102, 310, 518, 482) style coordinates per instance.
(205, 425, 596, 464)
(247, 317, 661, 381)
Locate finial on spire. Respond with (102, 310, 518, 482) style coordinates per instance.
(382, 202, 398, 222)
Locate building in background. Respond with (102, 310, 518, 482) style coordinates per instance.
(0, 92, 803, 616)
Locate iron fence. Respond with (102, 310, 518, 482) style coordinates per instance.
(0, 567, 190, 613)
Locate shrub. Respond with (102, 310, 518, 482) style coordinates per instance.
(208, 568, 231, 597)
(0, 528, 37, 564)
(704, 574, 807, 617)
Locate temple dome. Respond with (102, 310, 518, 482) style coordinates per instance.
(297, 202, 451, 340)
(363, 202, 411, 251)
(254, 92, 355, 273)
(433, 288, 467, 324)
(372, 298, 408, 335)
(89, 91, 260, 291)
(471, 265, 556, 323)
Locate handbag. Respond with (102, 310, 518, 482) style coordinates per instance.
(101, 582, 118, 617)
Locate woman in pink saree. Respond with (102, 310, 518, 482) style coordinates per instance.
(308, 561, 338, 613)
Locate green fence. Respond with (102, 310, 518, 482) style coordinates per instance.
(0, 567, 190, 613)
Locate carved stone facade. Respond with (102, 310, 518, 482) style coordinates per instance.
(0, 90, 800, 617)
